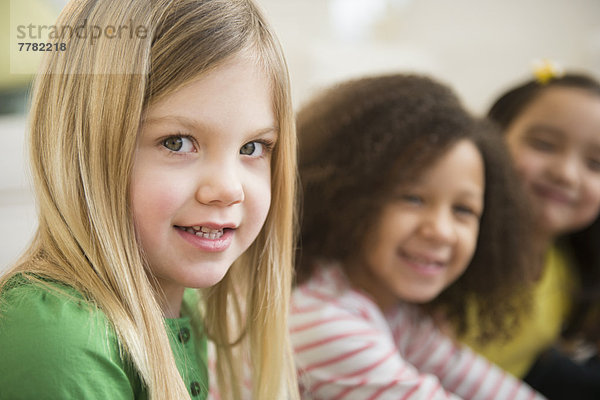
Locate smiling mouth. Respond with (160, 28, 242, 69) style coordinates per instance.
(531, 184, 575, 206)
(399, 250, 447, 269)
(175, 225, 231, 239)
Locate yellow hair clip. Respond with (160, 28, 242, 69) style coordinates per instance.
(532, 59, 564, 84)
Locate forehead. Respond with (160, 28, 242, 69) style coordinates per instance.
(148, 51, 275, 109)
(406, 140, 485, 193)
(147, 55, 273, 114)
(510, 87, 600, 144)
(138, 55, 279, 150)
(520, 87, 600, 123)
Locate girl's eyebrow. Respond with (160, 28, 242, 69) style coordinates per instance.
(525, 124, 600, 152)
(523, 124, 565, 137)
(143, 115, 199, 130)
(459, 189, 484, 201)
(587, 139, 600, 152)
(142, 115, 279, 137)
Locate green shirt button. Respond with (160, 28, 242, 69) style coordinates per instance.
(190, 381, 202, 396)
(178, 327, 190, 344)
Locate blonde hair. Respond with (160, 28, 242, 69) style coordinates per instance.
(1, 1, 298, 399)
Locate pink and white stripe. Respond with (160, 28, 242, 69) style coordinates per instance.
(290, 265, 546, 400)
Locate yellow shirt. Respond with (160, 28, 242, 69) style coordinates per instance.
(462, 246, 576, 378)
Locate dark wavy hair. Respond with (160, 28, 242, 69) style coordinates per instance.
(296, 74, 534, 343)
(488, 73, 600, 344)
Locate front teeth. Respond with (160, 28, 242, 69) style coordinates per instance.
(182, 226, 225, 239)
(404, 253, 442, 267)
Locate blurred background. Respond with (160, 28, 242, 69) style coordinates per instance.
(1, 0, 599, 271)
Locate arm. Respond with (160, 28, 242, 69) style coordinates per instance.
(0, 282, 140, 400)
(290, 286, 462, 400)
(391, 307, 546, 400)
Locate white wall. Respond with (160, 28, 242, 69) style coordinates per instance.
(257, 0, 600, 113)
(1, 0, 599, 271)
(0, 115, 37, 270)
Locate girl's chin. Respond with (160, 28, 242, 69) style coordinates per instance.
(536, 214, 573, 237)
(397, 286, 443, 305)
(406, 293, 440, 304)
(190, 270, 232, 288)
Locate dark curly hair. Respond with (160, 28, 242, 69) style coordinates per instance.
(488, 73, 600, 344)
(295, 74, 535, 343)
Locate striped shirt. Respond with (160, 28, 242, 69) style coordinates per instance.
(290, 265, 546, 400)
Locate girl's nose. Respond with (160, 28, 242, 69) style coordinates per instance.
(419, 208, 456, 244)
(195, 162, 244, 206)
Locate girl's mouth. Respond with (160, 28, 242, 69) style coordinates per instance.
(174, 225, 235, 252)
(398, 249, 448, 276)
(175, 225, 229, 239)
(531, 183, 575, 206)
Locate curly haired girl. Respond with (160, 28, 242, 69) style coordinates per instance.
(290, 74, 543, 399)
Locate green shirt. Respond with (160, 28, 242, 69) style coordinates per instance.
(0, 276, 208, 399)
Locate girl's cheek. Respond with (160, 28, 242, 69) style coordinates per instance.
(252, 178, 272, 224)
(512, 151, 545, 187)
(463, 224, 480, 261)
(131, 168, 188, 218)
(585, 184, 600, 218)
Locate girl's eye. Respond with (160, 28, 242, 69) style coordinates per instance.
(401, 194, 423, 205)
(162, 136, 195, 153)
(527, 137, 556, 152)
(240, 141, 271, 157)
(588, 158, 600, 172)
(454, 204, 480, 219)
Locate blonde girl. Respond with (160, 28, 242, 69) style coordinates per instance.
(0, 1, 298, 399)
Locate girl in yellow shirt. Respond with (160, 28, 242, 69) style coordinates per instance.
(463, 71, 600, 399)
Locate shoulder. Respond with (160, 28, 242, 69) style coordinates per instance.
(0, 277, 140, 399)
(290, 266, 395, 354)
(291, 266, 385, 324)
(2, 275, 97, 319)
(0, 276, 110, 346)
